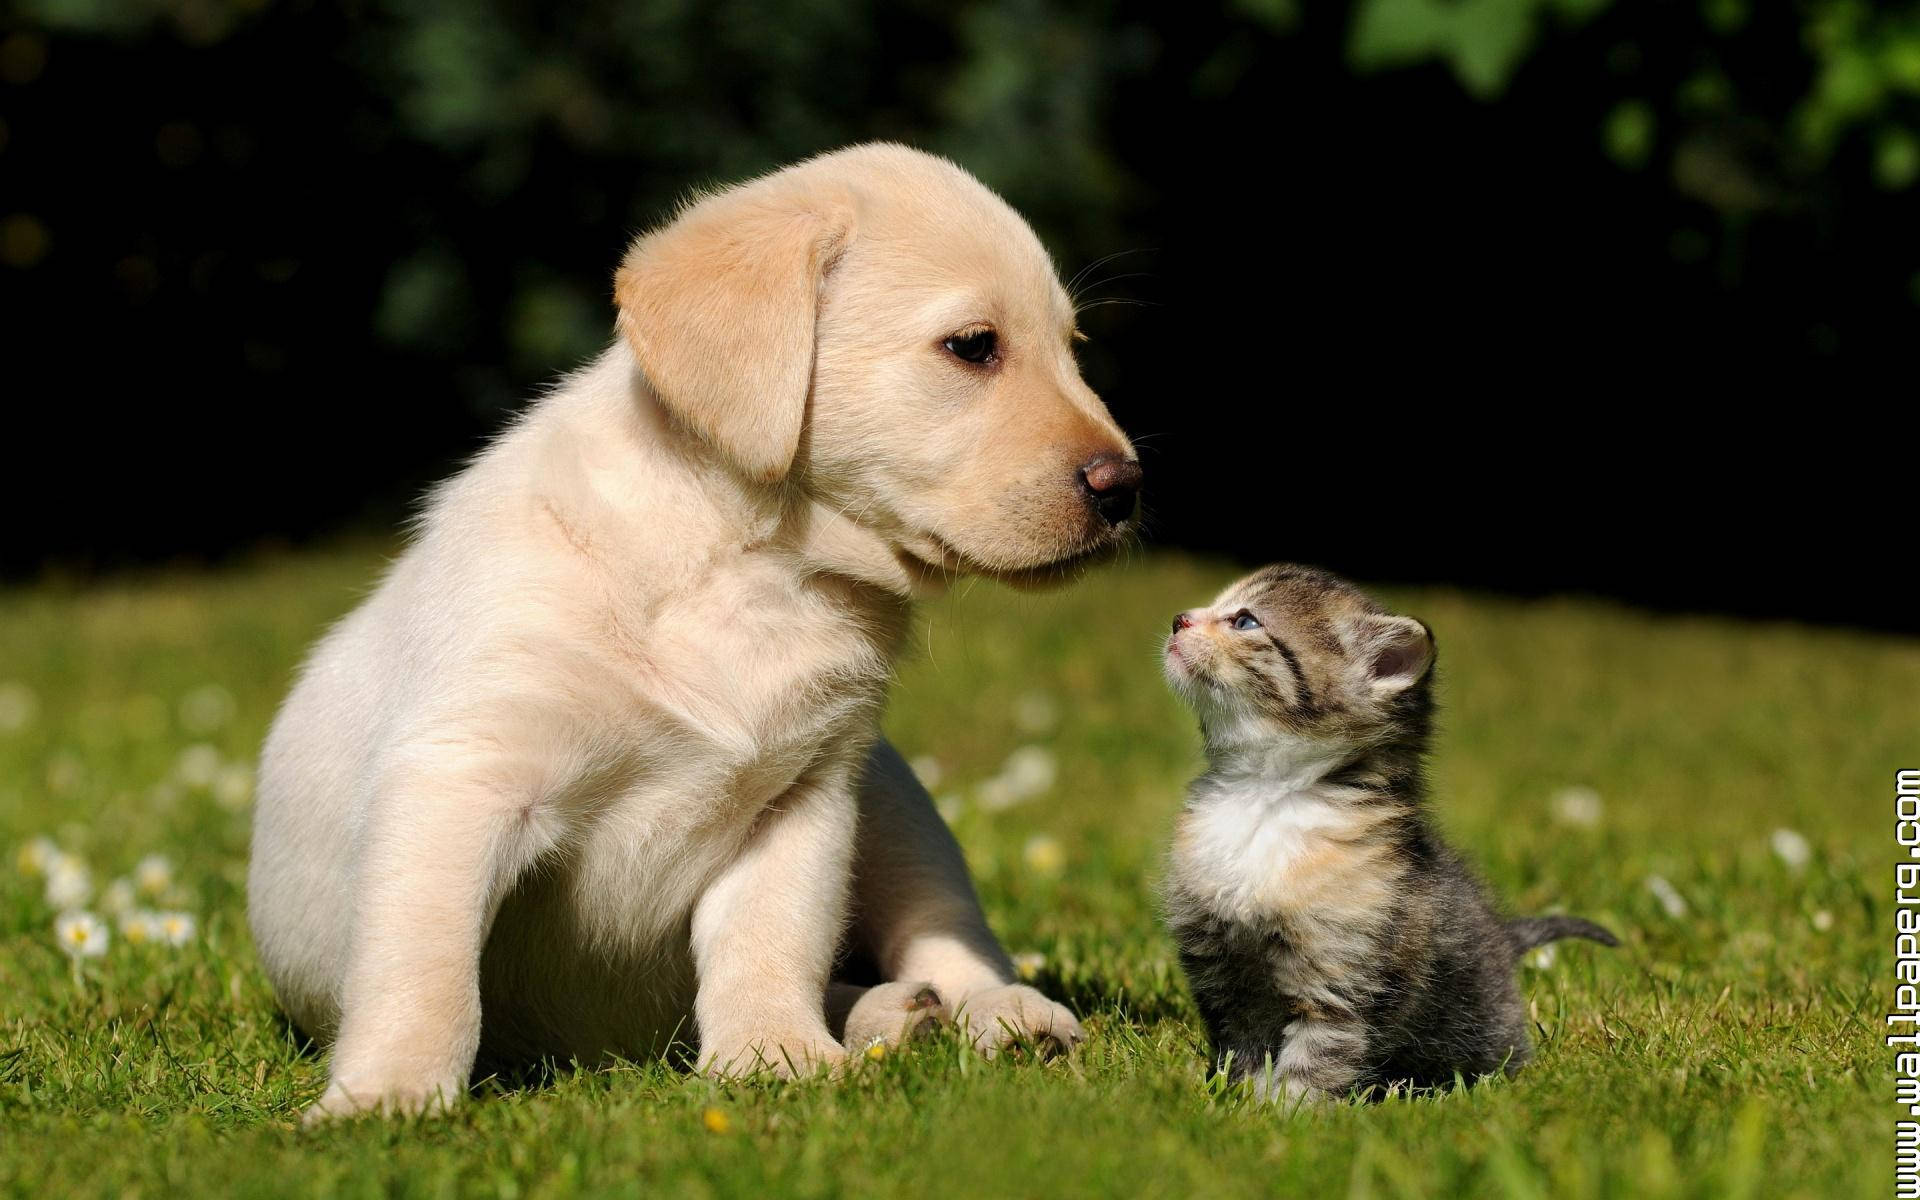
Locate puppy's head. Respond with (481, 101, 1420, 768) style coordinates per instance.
(615, 143, 1138, 585)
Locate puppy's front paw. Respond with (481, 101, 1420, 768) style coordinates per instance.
(839, 980, 948, 1052)
(302, 1073, 463, 1125)
(698, 1031, 847, 1080)
(952, 983, 1084, 1059)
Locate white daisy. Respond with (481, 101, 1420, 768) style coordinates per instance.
(153, 911, 197, 947)
(1011, 950, 1046, 981)
(100, 877, 138, 915)
(1550, 787, 1603, 829)
(1645, 874, 1689, 918)
(213, 763, 254, 810)
(175, 743, 222, 789)
(975, 771, 1021, 810)
(1770, 828, 1811, 872)
(974, 746, 1063, 812)
(120, 909, 161, 945)
(1811, 910, 1833, 932)
(975, 776, 1020, 812)
(16, 835, 61, 877)
(0, 681, 37, 732)
(54, 911, 108, 958)
(1012, 692, 1058, 734)
(134, 853, 174, 896)
(45, 858, 93, 908)
(908, 755, 943, 790)
(1525, 944, 1557, 970)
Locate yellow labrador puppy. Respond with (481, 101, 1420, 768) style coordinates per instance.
(248, 143, 1141, 1121)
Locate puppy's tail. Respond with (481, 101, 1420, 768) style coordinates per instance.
(1507, 914, 1619, 956)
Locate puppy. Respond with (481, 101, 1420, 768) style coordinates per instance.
(247, 143, 1140, 1120)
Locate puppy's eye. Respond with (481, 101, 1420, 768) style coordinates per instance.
(1231, 610, 1261, 631)
(944, 328, 998, 365)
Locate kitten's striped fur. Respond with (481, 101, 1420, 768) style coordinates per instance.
(1162, 564, 1616, 1101)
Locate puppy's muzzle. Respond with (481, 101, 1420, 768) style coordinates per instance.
(1078, 454, 1142, 526)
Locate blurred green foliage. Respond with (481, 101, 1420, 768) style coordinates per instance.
(16, 0, 1915, 378)
(1349, 0, 1920, 179)
(1348, 0, 1611, 99)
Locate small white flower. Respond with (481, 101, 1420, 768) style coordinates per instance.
(134, 854, 174, 896)
(1551, 787, 1603, 829)
(100, 877, 138, 915)
(1525, 944, 1558, 970)
(213, 763, 254, 810)
(908, 755, 943, 791)
(175, 743, 223, 788)
(120, 909, 161, 945)
(1811, 909, 1833, 932)
(1770, 828, 1811, 872)
(1645, 874, 1689, 918)
(1011, 950, 1046, 981)
(45, 858, 93, 908)
(934, 793, 964, 824)
(0, 681, 39, 733)
(1022, 834, 1065, 878)
(178, 684, 236, 734)
(16, 835, 62, 877)
(153, 911, 197, 947)
(54, 911, 109, 958)
(975, 776, 1020, 812)
(999, 745, 1057, 801)
(1012, 692, 1058, 734)
(968, 746, 1058, 811)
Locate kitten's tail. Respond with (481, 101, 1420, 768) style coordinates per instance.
(1507, 914, 1619, 956)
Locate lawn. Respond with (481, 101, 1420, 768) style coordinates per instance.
(0, 542, 1900, 1198)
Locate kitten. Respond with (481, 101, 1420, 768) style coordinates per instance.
(1161, 564, 1616, 1102)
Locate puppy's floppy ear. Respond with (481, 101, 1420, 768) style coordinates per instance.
(614, 177, 854, 483)
(1358, 614, 1434, 695)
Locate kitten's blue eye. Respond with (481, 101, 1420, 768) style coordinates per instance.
(1231, 610, 1261, 631)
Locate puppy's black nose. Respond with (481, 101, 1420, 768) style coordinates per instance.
(1172, 612, 1194, 633)
(1079, 454, 1142, 526)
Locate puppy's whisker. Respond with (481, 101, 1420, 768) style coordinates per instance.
(1072, 270, 1157, 298)
(1072, 297, 1159, 315)
(1065, 247, 1156, 300)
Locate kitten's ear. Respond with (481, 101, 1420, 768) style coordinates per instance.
(1360, 615, 1434, 695)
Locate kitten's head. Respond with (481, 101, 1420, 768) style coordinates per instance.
(1163, 564, 1434, 752)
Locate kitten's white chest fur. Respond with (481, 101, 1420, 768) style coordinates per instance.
(1175, 787, 1347, 925)
(1167, 742, 1402, 939)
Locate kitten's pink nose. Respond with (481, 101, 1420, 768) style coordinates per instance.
(1171, 612, 1195, 633)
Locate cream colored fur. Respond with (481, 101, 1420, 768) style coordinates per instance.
(248, 144, 1133, 1121)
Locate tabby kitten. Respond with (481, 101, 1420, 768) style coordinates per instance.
(1162, 564, 1616, 1102)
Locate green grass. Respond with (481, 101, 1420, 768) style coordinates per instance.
(0, 543, 1900, 1197)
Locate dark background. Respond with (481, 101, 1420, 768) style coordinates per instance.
(2, 0, 1913, 629)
